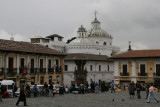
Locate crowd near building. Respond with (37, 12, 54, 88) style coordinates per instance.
(0, 13, 160, 89)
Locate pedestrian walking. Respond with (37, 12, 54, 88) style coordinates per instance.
(65, 85, 69, 94)
(147, 84, 159, 103)
(49, 83, 53, 97)
(136, 82, 141, 99)
(111, 81, 115, 93)
(145, 84, 149, 99)
(44, 82, 49, 96)
(16, 83, 28, 106)
(128, 81, 135, 99)
(95, 82, 99, 93)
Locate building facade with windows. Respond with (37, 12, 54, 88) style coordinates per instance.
(0, 39, 65, 86)
(111, 50, 160, 87)
(64, 53, 113, 86)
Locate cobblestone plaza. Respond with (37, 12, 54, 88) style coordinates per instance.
(0, 91, 160, 107)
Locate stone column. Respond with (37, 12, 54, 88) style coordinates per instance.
(27, 55, 30, 73)
(3, 53, 7, 79)
(17, 54, 19, 73)
(46, 56, 48, 73)
(132, 61, 136, 83)
(114, 61, 119, 76)
(132, 61, 136, 76)
(37, 55, 39, 82)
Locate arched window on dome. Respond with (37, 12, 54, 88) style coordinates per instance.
(110, 42, 112, 45)
(96, 41, 99, 44)
(103, 42, 106, 45)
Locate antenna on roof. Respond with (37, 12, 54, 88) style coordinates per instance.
(10, 33, 14, 41)
(128, 41, 132, 51)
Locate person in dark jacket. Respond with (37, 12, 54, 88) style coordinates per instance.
(49, 83, 53, 97)
(90, 81, 95, 93)
(16, 83, 28, 106)
(136, 82, 142, 99)
(129, 81, 135, 99)
(44, 82, 49, 96)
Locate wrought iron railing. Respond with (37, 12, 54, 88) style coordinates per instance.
(7, 68, 17, 76)
(48, 68, 54, 73)
(55, 66, 62, 74)
(30, 68, 37, 74)
(39, 68, 46, 74)
(120, 72, 129, 76)
(19, 68, 28, 75)
(138, 73, 148, 76)
(153, 72, 160, 76)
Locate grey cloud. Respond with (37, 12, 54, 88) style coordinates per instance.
(0, 0, 160, 50)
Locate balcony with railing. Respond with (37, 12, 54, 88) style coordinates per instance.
(19, 68, 28, 75)
(30, 68, 37, 74)
(138, 73, 148, 77)
(7, 68, 17, 76)
(120, 72, 129, 78)
(48, 68, 54, 74)
(153, 72, 160, 78)
(55, 66, 62, 74)
(39, 68, 46, 74)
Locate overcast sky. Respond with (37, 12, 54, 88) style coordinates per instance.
(0, 0, 160, 51)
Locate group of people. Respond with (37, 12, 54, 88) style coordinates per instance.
(128, 81, 159, 103)
(69, 81, 111, 94)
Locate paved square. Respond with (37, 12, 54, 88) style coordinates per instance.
(0, 91, 160, 107)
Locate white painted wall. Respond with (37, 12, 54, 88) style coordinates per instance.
(64, 60, 114, 87)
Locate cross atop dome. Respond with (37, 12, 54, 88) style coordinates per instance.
(94, 10, 98, 19)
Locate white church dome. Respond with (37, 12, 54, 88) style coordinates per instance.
(87, 18, 111, 37)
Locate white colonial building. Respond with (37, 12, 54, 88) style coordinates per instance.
(31, 15, 120, 87)
(31, 34, 66, 53)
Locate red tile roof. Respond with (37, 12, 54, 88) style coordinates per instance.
(111, 50, 160, 59)
(65, 53, 112, 61)
(0, 39, 64, 56)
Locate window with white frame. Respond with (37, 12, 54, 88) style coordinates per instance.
(122, 64, 128, 75)
(99, 65, 101, 71)
(108, 65, 109, 71)
(90, 65, 92, 71)
(140, 64, 145, 74)
(64, 65, 68, 71)
(156, 64, 160, 76)
(56, 76, 61, 84)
